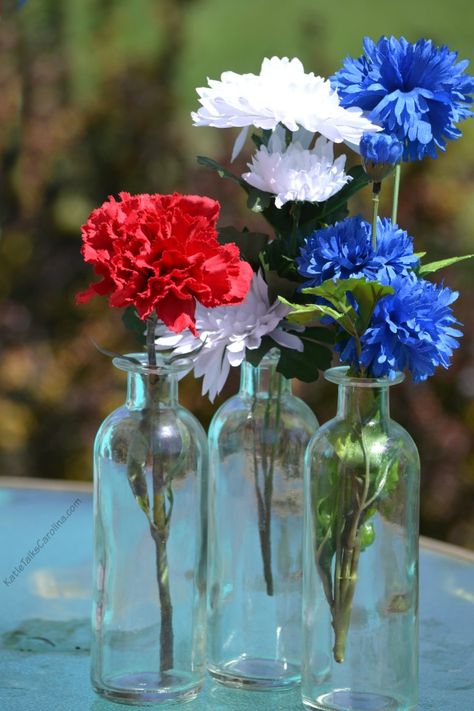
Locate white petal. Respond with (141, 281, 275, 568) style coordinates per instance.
(193, 57, 380, 144)
(226, 343, 246, 366)
(243, 136, 351, 207)
(270, 329, 304, 352)
(231, 126, 249, 162)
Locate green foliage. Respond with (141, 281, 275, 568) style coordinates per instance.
(284, 278, 394, 344)
(418, 254, 474, 275)
(264, 269, 300, 302)
(276, 329, 333, 381)
(218, 226, 269, 270)
(250, 129, 272, 149)
(244, 327, 333, 381)
(122, 307, 147, 345)
(359, 521, 375, 550)
(196, 156, 245, 186)
(244, 337, 276, 368)
(260, 233, 303, 278)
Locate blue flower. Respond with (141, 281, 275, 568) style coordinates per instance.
(359, 132, 403, 181)
(332, 36, 474, 161)
(360, 132, 403, 165)
(297, 215, 419, 287)
(337, 274, 462, 382)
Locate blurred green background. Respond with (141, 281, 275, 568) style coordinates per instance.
(1, 0, 474, 548)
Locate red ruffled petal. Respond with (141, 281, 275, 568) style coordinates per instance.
(76, 192, 252, 333)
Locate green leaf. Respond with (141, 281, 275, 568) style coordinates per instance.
(246, 186, 273, 212)
(196, 155, 244, 186)
(251, 129, 272, 149)
(276, 339, 331, 382)
(122, 307, 146, 345)
(127, 429, 151, 519)
(350, 281, 394, 333)
(300, 279, 361, 334)
(285, 278, 393, 341)
(244, 337, 276, 368)
(244, 325, 333, 382)
(302, 326, 336, 345)
(279, 297, 339, 325)
(218, 226, 269, 270)
(419, 254, 474, 275)
(302, 276, 365, 303)
(264, 269, 300, 302)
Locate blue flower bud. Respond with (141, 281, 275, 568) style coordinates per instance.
(359, 133, 403, 182)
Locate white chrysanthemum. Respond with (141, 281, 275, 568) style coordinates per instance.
(242, 131, 351, 208)
(192, 56, 380, 145)
(155, 271, 303, 402)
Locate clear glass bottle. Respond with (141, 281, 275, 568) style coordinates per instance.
(91, 354, 208, 705)
(207, 350, 318, 689)
(302, 367, 420, 711)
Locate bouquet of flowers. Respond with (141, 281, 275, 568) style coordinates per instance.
(157, 37, 473, 663)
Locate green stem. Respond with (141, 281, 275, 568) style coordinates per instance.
(146, 316, 157, 367)
(290, 202, 301, 256)
(150, 462, 174, 673)
(263, 374, 281, 593)
(146, 315, 174, 673)
(391, 164, 401, 224)
(251, 366, 282, 596)
(251, 381, 274, 596)
(371, 182, 381, 250)
(331, 402, 372, 663)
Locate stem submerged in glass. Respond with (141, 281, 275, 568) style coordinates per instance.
(251, 364, 282, 597)
(314, 387, 390, 663)
(125, 314, 175, 673)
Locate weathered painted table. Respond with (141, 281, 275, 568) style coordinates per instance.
(1, 478, 473, 710)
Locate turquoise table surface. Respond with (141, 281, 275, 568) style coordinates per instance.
(1, 479, 473, 711)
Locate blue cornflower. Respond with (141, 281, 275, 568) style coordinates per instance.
(337, 273, 462, 382)
(297, 215, 419, 287)
(359, 132, 403, 181)
(332, 36, 474, 161)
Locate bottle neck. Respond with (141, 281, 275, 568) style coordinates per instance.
(126, 370, 178, 410)
(240, 356, 291, 399)
(337, 382, 390, 427)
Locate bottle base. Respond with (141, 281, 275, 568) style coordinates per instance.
(209, 656, 300, 690)
(92, 670, 203, 705)
(302, 689, 410, 711)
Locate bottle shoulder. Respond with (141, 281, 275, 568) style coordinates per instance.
(208, 392, 318, 437)
(94, 403, 207, 453)
(308, 415, 419, 458)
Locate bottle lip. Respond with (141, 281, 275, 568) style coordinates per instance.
(112, 353, 192, 376)
(324, 366, 405, 388)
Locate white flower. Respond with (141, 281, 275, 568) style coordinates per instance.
(242, 131, 351, 208)
(192, 56, 380, 145)
(155, 271, 303, 402)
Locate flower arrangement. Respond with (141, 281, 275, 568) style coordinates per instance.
(158, 36, 473, 664)
(78, 34, 473, 691)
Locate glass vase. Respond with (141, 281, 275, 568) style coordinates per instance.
(91, 354, 208, 705)
(207, 349, 318, 690)
(302, 367, 420, 711)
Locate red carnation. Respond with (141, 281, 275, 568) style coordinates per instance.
(76, 192, 253, 334)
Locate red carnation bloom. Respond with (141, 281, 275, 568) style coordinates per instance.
(76, 192, 253, 334)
